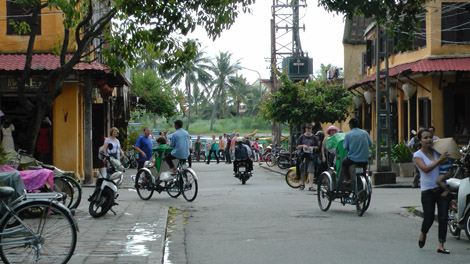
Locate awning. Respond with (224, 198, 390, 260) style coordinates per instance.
(348, 57, 470, 90)
(0, 53, 129, 86)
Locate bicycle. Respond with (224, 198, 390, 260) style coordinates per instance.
(122, 149, 138, 169)
(7, 150, 81, 210)
(0, 187, 78, 263)
(135, 159, 198, 202)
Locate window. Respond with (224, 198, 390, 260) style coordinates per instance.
(442, 2, 470, 44)
(418, 97, 431, 128)
(6, 1, 41, 35)
(361, 52, 367, 75)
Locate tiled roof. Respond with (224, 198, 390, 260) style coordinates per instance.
(349, 57, 470, 89)
(0, 53, 109, 72)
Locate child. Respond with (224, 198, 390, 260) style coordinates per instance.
(435, 158, 455, 197)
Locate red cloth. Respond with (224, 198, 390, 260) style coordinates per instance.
(36, 128, 51, 154)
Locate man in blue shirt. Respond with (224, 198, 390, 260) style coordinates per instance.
(341, 117, 372, 185)
(134, 127, 153, 170)
(165, 120, 190, 174)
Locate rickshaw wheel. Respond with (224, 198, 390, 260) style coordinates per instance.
(317, 174, 332, 211)
(285, 168, 301, 188)
(355, 177, 371, 216)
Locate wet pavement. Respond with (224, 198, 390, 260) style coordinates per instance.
(71, 169, 168, 264)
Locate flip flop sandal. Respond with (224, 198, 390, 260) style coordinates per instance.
(308, 187, 315, 191)
(299, 185, 305, 190)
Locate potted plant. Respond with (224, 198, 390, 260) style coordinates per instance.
(391, 141, 414, 177)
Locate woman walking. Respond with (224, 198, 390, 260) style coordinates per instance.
(413, 129, 450, 254)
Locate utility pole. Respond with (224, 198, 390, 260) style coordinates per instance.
(271, 0, 308, 148)
(374, 23, 396, 184)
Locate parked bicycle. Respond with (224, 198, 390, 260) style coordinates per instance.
(0, 188, 78, 263)
(4, 149, 81, 210)
(122, 149, 138, 169)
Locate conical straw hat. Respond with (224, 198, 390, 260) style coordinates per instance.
(432, 138, 461, 160)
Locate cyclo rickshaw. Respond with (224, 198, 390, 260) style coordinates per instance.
(316, 132, 372, 216)
(134, 144, 198, 202)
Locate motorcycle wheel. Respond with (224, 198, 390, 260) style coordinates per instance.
(465, 210, 470, 240)
(317, 174, 332, 212)
(285, 168, 302, 188)
(277, 157, 289, 169)
(89, 188, 115, 218)
(448, 209, 461, 236)
(135, 169, 154, 200)
(265, 154, 276, 167)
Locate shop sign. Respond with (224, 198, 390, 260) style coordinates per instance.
(0, 76, 43, 92)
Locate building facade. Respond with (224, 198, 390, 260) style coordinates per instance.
(347, 0, 470, 145)
(0, 1, 130, 182)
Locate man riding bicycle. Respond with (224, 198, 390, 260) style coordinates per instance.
(164, 120, 190, 175)
(341, 117, 372, 186)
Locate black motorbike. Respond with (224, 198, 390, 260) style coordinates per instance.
(235, 161, 252, 185)
(277, 150, 299, 169)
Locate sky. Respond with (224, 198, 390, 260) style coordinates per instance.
(187, 0, 346, 84)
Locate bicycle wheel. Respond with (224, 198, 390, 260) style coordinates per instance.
(355, 176, 371, 217)
(0, 200, 77, 264)
(265, 154, 276, 167)
(53, 177, 74, 209)
(166, 178, 182, 198)
(61, 176, 82, 209)
(317, 174, 333, 212)
(135, 169, 154, 200)
(181, 169, 198, 202)
(285, 169, 302, 188)
(130, 159, 138, 169)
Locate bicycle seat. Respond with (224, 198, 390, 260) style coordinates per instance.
(0, 186, 15, 199)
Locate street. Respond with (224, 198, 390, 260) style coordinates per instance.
(165, 162, 470, 264)
(69, 162, 470, 264)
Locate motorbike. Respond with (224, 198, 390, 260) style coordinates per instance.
(447, 140, 470, 240)
(235, 161, 252, 185)
(88, 144, 124, 218)
(276, 150, 299, 169)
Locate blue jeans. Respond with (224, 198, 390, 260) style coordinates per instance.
(421, 188, 448, 243)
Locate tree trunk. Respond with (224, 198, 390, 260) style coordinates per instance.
(210, 100, 217, 131)
(185, 80, 191, 131)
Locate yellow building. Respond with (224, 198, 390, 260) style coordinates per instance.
(346, 0, 470, 145)
(0, 1, 129, 182)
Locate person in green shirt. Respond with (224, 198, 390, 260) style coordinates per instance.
(206, 135, 220, 164)
(194, 136, 202, 162)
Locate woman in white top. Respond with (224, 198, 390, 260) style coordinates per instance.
(103, 127, 124, 160)
(413, 129, 450, 254)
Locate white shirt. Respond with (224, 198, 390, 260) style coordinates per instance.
(413, 150, 439, 191)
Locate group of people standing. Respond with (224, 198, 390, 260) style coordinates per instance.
(191, 133, 262, 165)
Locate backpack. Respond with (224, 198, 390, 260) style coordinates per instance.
(235, 144, 248, 161)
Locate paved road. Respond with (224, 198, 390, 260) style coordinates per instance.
(165, 162, 470, 264)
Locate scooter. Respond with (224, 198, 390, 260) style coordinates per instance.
(447, 141, 470, 240)
(88, 144, 124, 218)
(235, 161, 252, 185)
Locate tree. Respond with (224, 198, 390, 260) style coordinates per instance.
(165, 44, 212, 130)
(227, 75, 250, 117)
(12, 0, 255, 153)
(260, 70, 352, 150)
(131, 69, 181, 120)
(207, 51, 240, 130)
(318, 0, 427, 50)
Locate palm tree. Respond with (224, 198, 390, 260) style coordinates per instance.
(244, 81, 267, 116)
(165, 44, 212, 130)
(227, 75, 250, 117)
(208, 51, 240, 130)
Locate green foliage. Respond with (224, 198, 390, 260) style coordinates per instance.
(391, 141, 413, 163)
(260, 71, 353, 126)
(131, 69, 180, 119)
(121, 128, 141, 151)
(318, 0, 427, 50)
